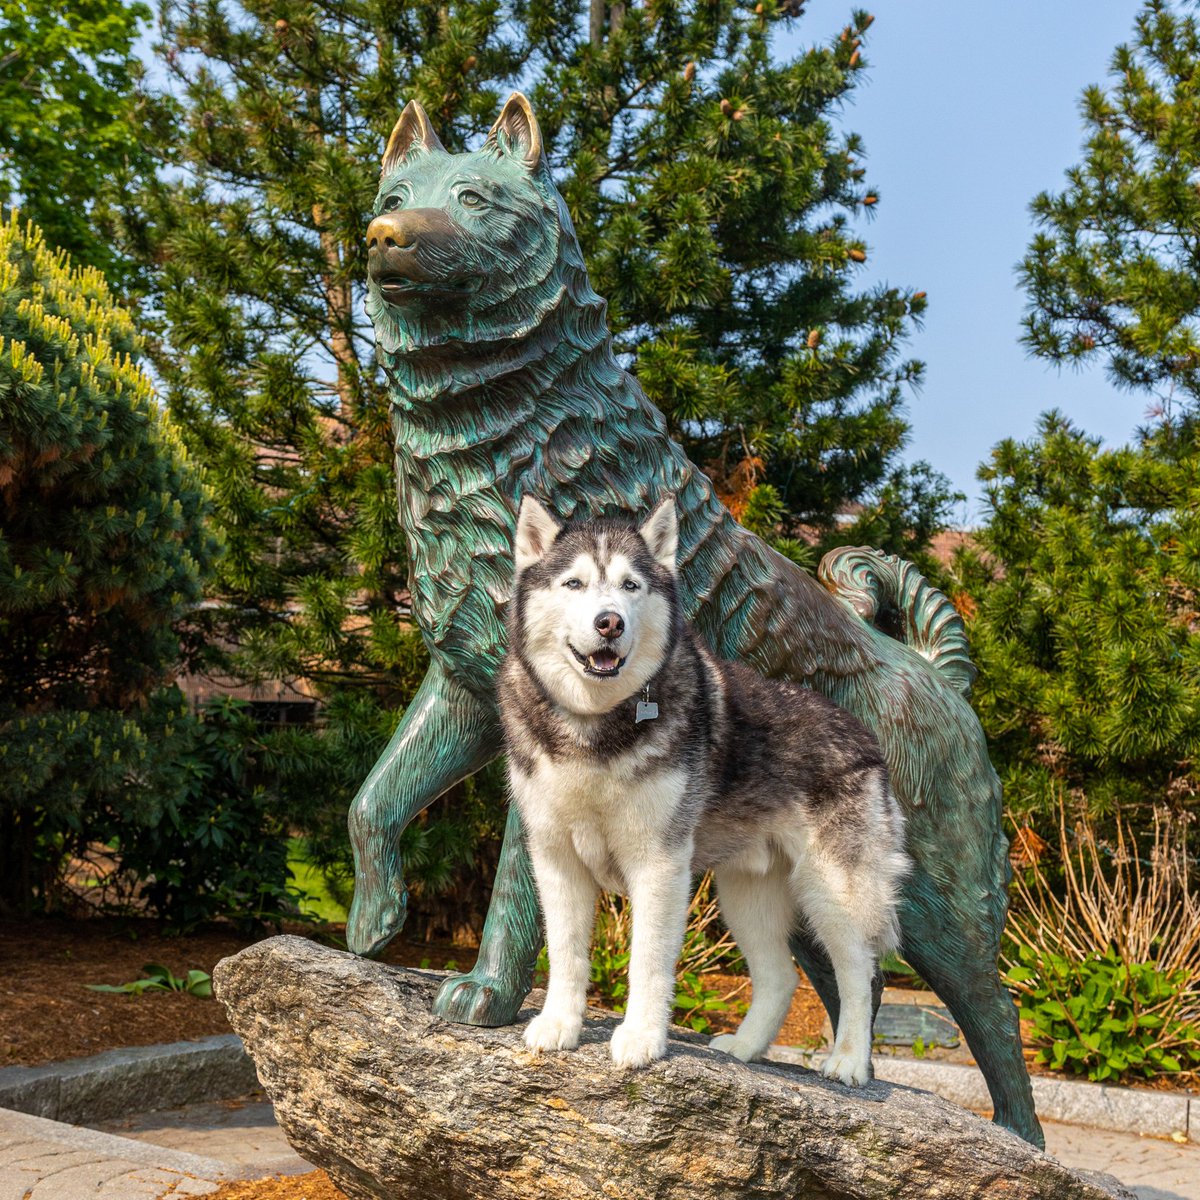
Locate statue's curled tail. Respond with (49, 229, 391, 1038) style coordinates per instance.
(818, 547, 977, 698)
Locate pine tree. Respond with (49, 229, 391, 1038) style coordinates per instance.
(0, 212, 220, 914)
(542, 3, 950, 559)
(1020, 0, 1200, 420)
(955, 412, 1200, 828)
(134, 1, 954, 928)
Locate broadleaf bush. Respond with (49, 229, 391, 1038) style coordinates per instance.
(1004, 798, 1200, 1084)
(1009, 946, 1200, 1082)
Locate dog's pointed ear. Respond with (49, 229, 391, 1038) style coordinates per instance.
(484, 92, 543, 171)
(639, 498, 678, 573)
(382, 100, 445, 176)
(514, 496, 561, 573)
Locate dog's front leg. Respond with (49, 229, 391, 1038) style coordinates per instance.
(347, 660, 501, 958)
(523, 837, 597, 1053)
(610, 849, 692, 1068)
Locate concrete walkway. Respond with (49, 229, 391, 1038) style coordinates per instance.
(97, 1096, 309, 1177)
(1044, 1122, 1200, 1200)
(0, 1106, 230, 1198)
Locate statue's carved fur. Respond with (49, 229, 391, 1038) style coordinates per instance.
(353, 92, 1042, 1147)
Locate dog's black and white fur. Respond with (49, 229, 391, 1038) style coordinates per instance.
(500, 496, 910, 1080)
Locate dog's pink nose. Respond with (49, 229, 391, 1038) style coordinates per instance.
(594, 611, 624, 639)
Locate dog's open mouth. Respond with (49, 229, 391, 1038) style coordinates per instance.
(570, 644, 625, 678)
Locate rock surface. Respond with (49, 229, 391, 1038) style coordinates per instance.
(214, 936, 1132, 1200)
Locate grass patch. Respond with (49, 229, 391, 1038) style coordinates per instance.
(287, 838, 349, 924)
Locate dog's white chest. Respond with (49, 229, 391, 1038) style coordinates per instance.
(513, 752, 687, 889)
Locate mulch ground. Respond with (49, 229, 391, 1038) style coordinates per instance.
(0, 916, 478, 1068)
(208, 1172, 349, 1200)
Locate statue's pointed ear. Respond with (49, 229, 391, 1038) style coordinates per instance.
(484, 92, 543, 171)
(514, 496, 562, 574)
(382, 100, 445, 176)
(639, 498, 678, 573)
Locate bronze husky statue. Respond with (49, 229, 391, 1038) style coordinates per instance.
(352, 92, 1042, 1147)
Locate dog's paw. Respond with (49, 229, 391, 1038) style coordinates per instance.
(610, 1021, 667, 1069)
(820, 1047, 871, 1087)
(708, 1032, 765, 1063)
(524, 1011, 581, 1053)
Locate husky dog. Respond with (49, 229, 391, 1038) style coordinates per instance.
(500, 496, 909, 1080)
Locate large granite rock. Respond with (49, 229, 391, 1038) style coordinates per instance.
(214, 936, 1132, 1200)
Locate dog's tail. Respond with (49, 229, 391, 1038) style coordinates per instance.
(817, 547, 977, 698)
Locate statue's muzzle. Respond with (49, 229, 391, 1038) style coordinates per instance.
(366, 209, 479, 302)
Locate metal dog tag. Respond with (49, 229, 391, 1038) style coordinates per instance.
(635, 700, 659, 723)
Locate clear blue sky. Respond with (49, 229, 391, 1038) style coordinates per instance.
(781, 1, 1147, 523)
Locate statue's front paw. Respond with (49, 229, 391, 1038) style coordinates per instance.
(433, 969, 527, 1028)
(820, 1046, 871, 1087)
(524, 1011, 582, 1053)
(347, 872, 408, 958)
(610, 1021, 667, 1069)
(708, 1032, 765, 1063)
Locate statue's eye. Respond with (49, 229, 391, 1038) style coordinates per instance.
(459, 189, 486, 209)
(563, 578, 583, 590)
(381, 193, 403, 211)
(622, 579, 640, 592)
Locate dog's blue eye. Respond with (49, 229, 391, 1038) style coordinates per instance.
(622, 580, 640, 591)
(563, 578, 582, 590)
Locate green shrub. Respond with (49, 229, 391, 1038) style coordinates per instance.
(1008, 946, 1200, 1082)
(108, 698, 303, 933)
(0, 212, 219, 915)
(956, 413, 1200, 828)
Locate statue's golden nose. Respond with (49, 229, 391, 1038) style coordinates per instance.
(366, 212, 415, 252)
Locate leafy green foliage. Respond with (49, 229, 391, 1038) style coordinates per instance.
(0, 1, 163, 284)
(1020, 0, 1200, 416)
(955, 411, 1200, 823)
(1004, 799, 1199, 1084)
(1007, 945, 1200, 1083)
(87, 962, 213, 997)
(108, 699, 307, 934)
(0, 214, 219, 916)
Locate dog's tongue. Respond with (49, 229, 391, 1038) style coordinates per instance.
(588, 649, 620, 672)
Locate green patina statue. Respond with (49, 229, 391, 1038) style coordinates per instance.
(351, 92, 1043, 1148)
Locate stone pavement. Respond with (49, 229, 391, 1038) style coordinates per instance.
(0, 1106, 230, 1198)
(97, 1095, 309, 1177)
(1044, 1121, 1200, 1200)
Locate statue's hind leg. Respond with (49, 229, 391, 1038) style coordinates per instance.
(433, 802, 543, 1026)
(901, 895, 1044, 1149)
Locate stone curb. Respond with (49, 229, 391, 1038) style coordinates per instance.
(766, 1046, 1193, 1140)
(0, 1031, 1190, 1142)
(0, 1104, 237, 1180)
(0, 1034, 258, 1124)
